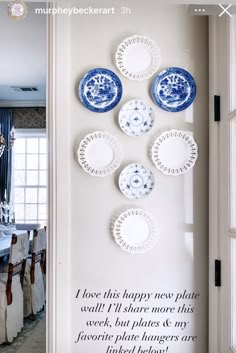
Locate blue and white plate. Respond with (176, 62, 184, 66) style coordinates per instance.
(119, 163, 155, 199)
(151, 67, 196, 112)
(118, 99, 155, 137)
(78, 68, 123, 113)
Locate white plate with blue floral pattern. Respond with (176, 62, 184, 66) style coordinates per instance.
(151, 67, 196, 112)
(119, 163, 155, 199)
(77, 131, 122, 177)
(78, 68, 123, 113)
(151, 130, 198, 175)
(115, 35, 161, 81)
(112, 208, 158, 254)
(118, 99, 155, 136)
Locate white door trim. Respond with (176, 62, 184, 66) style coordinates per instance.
(209, 15, 233, 353)
(209, 16, 221, 353)
(47, 5, 71, 353)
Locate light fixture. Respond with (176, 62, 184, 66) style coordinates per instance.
(0, 128, 15, 158)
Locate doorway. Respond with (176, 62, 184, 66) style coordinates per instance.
(0, 2, 47, 352)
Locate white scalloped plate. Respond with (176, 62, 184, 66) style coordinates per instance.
(115, 35, 161, 81)
(118, 99, 155, 136)
(113, 209, 158, 254)
(77, 131, 122, 177)
(119, 163, 155, 199)
(151, 130, 198, 176)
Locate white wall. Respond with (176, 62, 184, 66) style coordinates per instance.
(0, 2, 46, 102)
(68, 3, 208, 353)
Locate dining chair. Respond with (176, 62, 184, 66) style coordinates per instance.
(23, 228, 46, 320)
(0, 232, 29, 343)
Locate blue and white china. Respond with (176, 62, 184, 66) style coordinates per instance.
(115, 35, 161, 81)
(151, 129, 198, 176)
(112, 208, 158, 254)
(119, 163, 155, 199)
(118, 99, 155, 137)
(151, 67, 196, 112)
(77, 131, 122, 177)
(78, 68, 123, 113)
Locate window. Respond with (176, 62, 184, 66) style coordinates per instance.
(13, 130, 47, 227)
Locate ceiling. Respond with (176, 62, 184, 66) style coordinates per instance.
(0, 2, 46, 107)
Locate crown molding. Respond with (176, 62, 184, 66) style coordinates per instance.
(0, 100, 46, 108)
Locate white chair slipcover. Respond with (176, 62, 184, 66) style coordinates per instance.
(24, 228, 46, 318)
(32, 227, 46, 254)
(0, 232, 29, 344)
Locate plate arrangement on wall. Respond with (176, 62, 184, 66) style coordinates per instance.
(77, 131, 122, 177)
(119, 163, 155, 199)
(151, 67, 196, 112)
(78, 68, 123, 112)
(112, 208, 158, 254)
(151, 129, 198, 176)
(118, 99, 155, 137)
(115, 35, 161, 81)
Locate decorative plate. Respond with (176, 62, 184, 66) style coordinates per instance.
(151, 67, 196, 112)
(8, 1, 27, 21)
(151, 129, 198, 176)
(113, 209, 158, 254)
(77, 131, 122, 177)
(115, 35, 161, 81)
(119, 163, 155, 199)
(118, 99, 155, 136)
(78, 68, 122, 113)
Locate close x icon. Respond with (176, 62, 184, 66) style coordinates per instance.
(219, 4, 232, 16)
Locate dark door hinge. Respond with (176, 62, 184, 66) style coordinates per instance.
(214, 95, 221, 122)
(215, 259, 221, 287)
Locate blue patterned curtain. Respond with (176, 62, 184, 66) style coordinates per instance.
(0, 109, 13, 203)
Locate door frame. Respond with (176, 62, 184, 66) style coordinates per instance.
(47, 6, 71, 353)
(209, 14, 235, 353)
